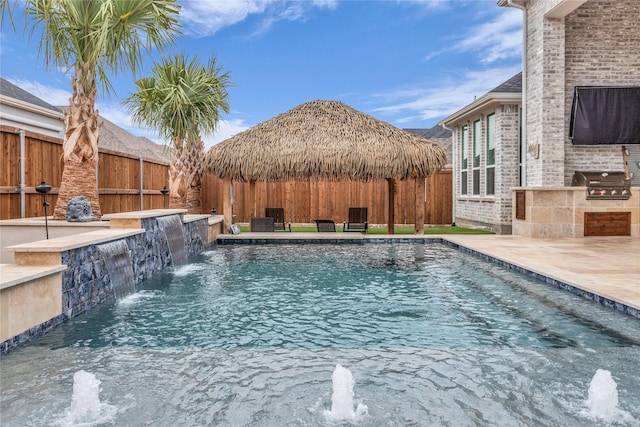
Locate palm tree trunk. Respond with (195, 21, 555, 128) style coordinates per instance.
(185, 138, 204, 214)
(53, 65, 102, 220)
(168, 138, 187, 209)
(168, 137, 204, 213)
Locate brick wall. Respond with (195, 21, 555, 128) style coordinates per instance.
(525, 0, 640, 186)
(563, 0, 640, 184)
(453, 103, 521, 234)
(525, 0, 567, 186)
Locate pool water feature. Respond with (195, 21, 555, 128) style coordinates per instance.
(97, 240, 135, 300)
(1, 243, 639, 426)
(157, 214, 187, 265)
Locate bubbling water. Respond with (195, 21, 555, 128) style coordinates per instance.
(587, 369, 619, 419)
(58, 371, 116, 427)
(323, 364, 368, 423)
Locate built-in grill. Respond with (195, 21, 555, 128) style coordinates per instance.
(571, 171, 632, 200)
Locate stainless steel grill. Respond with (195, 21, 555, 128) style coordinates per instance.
(571, 171, 632, 200)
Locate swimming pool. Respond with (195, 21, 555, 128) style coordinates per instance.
(1, 243, 639, 426)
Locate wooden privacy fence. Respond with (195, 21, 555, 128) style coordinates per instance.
(201, 170, 452, 226)
(1, 126, 452, 225)
(0, 126, 170, 220)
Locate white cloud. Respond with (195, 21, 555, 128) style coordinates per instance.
(398, 0, 449, 10)
(371, 66, 522, 124)
(425, 8, 522, 63)
(7, 78, 71, 106)
(179, 0, 337, 37)
(203, 118, 249, 150)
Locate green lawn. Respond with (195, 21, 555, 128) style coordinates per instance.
(238, 224, 493, 234)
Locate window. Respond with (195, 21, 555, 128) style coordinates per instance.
(486, 113, 495, 195)
(472, 120, 481, 195)
(461, 125, 468, 195)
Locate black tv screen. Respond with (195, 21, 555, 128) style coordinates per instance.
(569, 86, 640, 145)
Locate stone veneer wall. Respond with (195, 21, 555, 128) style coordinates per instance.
(512, 186, 639, 238)
(0, 215, 211, 354)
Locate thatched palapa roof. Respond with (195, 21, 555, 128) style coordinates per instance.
(204, 100, 446, 182)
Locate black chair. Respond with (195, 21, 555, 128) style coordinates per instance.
(265, 208, 291, 231)
(314, 219, 336, 232)
(343, 207, 368, 233)
(250, 217, 274, 232)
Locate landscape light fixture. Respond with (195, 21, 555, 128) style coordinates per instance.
(35, 180, 52, 239)
(160, 185, 169, 208)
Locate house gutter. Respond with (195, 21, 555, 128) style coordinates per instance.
(500, 0, 528, 187)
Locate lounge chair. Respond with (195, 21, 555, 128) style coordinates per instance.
(314, 219, 336, 232)
(265, 208, 291, 231)
(250, 217, 274, 232)
(343, 207, 368, 233)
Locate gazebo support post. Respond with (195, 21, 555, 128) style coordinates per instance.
(415, 177, 425, 234)
(249, 180, 257, 218)
(387, 178, 396, 234)
(223, 177, 233, 233)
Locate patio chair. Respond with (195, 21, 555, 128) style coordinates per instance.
(250, 216, 274, 232)
(314, 219, 336, 232)
(265, 207, 291, 231)
(343, 207, 368, 233)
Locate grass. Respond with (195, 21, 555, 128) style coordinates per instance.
(237, 224, 493, 234)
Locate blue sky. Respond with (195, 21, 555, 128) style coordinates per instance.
(0, 0, 522, 149)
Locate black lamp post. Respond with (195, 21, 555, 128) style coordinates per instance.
(160, 185, 169, 208)
(35, 180, 52, 239)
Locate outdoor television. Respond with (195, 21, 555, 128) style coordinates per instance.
(569, 86, 640, 145)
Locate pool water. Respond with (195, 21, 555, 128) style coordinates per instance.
(1, 243, 639, 426)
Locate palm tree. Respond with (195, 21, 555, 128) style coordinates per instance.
(23, 0, 180, 219)
(126, 54, 231, 213)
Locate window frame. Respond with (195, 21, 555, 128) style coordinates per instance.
(486, 113, 495, 196)
(472, 119, 481, 196)
(461, 125, 468, 195)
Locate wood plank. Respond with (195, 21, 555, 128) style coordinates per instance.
(584, 212, 631, 236)
(415, 177, 425, 234)
(515, 190, 526, 221)
(387, 178, 395, 234)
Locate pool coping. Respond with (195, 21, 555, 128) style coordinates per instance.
(216, 233, 640, 320)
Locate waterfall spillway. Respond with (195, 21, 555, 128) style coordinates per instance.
(157, 215, 187, 265)
(97, 240, 135, 300)
(198, 220, 209, 247)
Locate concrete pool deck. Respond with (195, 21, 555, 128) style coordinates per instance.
(218, 233, 640, 313)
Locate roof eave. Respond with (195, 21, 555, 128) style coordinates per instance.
(439, 92, 521, 127)
(0, 94, 64, 120)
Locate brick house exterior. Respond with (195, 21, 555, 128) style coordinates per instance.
(440, 73, 522, 234)
(441, 0, 639, 236)
(521, 0, 640, 187)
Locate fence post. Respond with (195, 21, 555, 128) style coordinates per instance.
(139, 156, 144, 210)
(17, 129, 26, 218)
